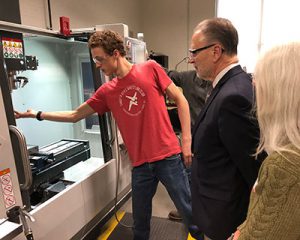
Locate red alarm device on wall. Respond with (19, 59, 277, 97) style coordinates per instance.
(60, 16, 70, 36)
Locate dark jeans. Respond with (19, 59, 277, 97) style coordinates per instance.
(186, 166, 191, 183)
(131, 154, 192, 240)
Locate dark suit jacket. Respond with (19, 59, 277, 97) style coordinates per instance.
(191, 65, 265, 240)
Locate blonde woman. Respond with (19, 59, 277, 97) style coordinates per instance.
(230, 42, 300, 239)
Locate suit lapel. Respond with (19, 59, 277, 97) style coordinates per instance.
(192, 84, 219, 136)
(192, 65, 244, 137)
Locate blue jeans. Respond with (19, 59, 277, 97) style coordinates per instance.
(131, 154, 192, 240)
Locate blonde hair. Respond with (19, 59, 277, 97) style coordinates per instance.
(254, 42, 300, 155)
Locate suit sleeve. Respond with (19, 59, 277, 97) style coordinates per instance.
(218, 94, 261, 188)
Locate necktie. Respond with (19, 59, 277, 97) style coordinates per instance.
(205, 85, 213, 102)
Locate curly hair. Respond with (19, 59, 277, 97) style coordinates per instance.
(88, 30, 126, 56)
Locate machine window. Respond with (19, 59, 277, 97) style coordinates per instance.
(81, 61, 100, 131)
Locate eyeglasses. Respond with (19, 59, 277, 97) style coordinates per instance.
(92, 56, 108, 64)
(189, 44, 216, 57)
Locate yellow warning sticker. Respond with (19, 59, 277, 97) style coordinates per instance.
(2, 37, 24, 59)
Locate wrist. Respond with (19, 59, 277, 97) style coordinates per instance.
(36, 111, 44, 121)
(181, 135, 192, 142)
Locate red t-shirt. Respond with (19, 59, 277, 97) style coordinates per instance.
(86, 60, 181, 166)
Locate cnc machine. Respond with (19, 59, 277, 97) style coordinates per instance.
(0, 21, 146, 240)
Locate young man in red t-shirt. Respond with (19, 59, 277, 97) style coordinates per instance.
(16, 30, 199, 240)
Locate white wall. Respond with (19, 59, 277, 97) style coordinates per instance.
(19, 0, 216, 71)
(217, 0, 300, 73)
(19, 0, 142, 35)
(140, 0, 215, 71)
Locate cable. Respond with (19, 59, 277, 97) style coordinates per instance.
(111, 116, 132, 228)
(175, 56, 190, 71)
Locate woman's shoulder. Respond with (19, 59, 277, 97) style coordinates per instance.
(264, 147, 300, 176)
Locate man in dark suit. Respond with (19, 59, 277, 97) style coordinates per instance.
(189, 18, 266, 240)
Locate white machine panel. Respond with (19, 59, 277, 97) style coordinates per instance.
(96, 23, 129, 38)
(14, 158, 131, 240)
(0, 88, 23, 217)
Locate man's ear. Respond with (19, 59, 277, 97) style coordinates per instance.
(113, 49, 119, 59)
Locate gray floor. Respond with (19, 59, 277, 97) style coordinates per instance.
(107, 212, 187, 240)
(121, 182, 176, 218)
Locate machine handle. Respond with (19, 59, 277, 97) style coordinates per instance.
(9, 125, 32, 190)
(107, 113, 116, 147)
